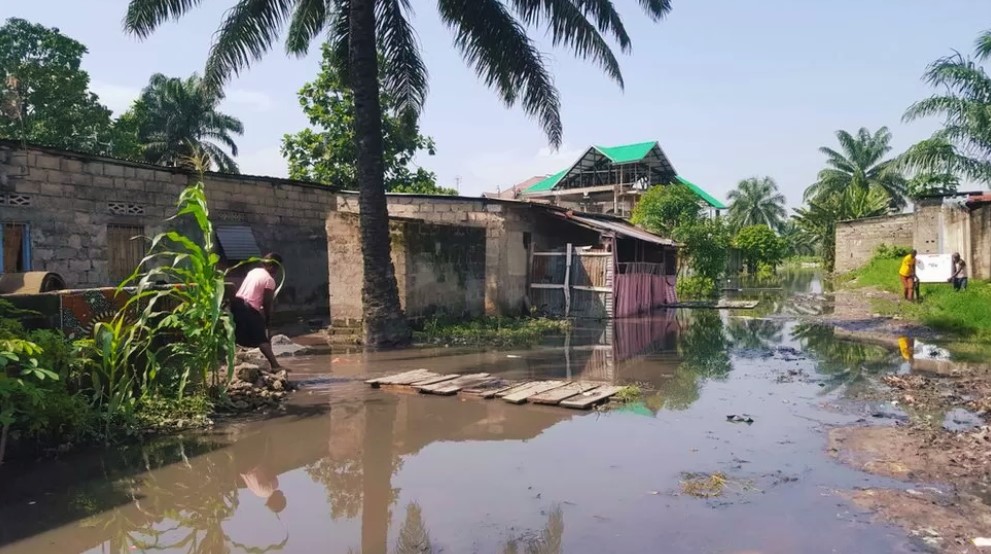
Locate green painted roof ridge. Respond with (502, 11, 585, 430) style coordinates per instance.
(523, 169, 567, 194)
(675, 175, 728, 210)
(594, 141, 658, 163)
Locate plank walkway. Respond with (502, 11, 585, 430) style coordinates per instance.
(365, 371, 623, 410)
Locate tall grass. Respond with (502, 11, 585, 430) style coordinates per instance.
(841, 253, 991, 339)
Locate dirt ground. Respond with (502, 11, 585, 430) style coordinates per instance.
(821, 288, 991, 552)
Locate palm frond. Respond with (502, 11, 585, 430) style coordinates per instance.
(508, 0, 624, 87)
(200, 141, 240, 173)
(438, 0, 562, 146)
(976, 30, 991, 61)
(285, 0, 329, 56)
(571, 0, 630, 50)
(325, 0, 352, 84)
(638, 0, 673, 20)
(376, 0, 429, 113)
(124, 0, 206, 37)
(203, 0, 296, 91)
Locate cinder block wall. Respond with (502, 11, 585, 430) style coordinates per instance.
(0, 143, 335, 317)
(834, 213, 914, 273)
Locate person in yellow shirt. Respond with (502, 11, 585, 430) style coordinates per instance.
(898, 250, 917, 301)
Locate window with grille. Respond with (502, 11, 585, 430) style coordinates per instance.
(108, 224, 146, 283)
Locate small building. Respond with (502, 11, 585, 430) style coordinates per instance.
(519, 141, 726, 218)
(0, 140, 681, 339)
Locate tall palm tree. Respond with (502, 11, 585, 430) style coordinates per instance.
(902, 30, 991, 184)
(793, 186, 889, 272)
(803, 127, 907, 210)
(133, 73, 243, 172)
(726, 176, 787, 231)
(122, 0, 674, 346)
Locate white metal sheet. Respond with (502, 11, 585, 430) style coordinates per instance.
(916, 254, 953, 283)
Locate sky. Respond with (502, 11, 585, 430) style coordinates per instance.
(7, 1, 990, 207)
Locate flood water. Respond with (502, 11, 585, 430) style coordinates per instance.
(0, 271, 929, 553)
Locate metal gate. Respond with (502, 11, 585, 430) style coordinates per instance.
(529, 244, 613, 319)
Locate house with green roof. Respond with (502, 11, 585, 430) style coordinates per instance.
(521, 141, 726, 218)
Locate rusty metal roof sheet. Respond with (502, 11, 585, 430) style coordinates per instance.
(549, 211, 678, 247)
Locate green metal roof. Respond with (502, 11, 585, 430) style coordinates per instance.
(594, 141, 658, 164)
(521, 141, 726, 210)
(676, 176, 727, 210)
(526, 169, 567, 193)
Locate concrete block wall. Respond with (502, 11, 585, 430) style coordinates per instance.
(834, 213, 914, 273)
(0, 144, 336, 317)
(970, 204, 991, 280)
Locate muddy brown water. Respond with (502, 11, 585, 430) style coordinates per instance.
(0, 272, 943, 553)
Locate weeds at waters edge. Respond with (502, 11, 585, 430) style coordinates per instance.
(841, 254, 991, 339)
(414, 317, 571, 347)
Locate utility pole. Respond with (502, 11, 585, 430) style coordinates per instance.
(455, 176, 462, 194)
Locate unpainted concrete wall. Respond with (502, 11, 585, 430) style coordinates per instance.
(0, 144, 335, 317)
(834, 214, 914, 273)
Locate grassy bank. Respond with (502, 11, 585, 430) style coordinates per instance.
(414, 316, 571, 347)
(841, 255, 991, 339)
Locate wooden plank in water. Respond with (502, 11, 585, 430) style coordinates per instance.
(410, 374, 461, 387)
(502, 381, 568, 404)
(560, 386, 624, 409)
(368, 369, 435, 387)
(529, 382, 600, 405)
(469, 382, 516, 398)
(494, 381, 541, 399)
(421, 373, 492, 395)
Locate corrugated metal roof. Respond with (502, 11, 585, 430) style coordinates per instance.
(595, 141, 657, 163)
(215, 225, 261, 261)
(675, 175, 728, 210)
(554, 212, 678, 247)
(525, 169, 568, 193)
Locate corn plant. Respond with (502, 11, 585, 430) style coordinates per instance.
(113, 181, 237, 398)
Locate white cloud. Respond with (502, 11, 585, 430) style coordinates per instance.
(224, 89, 274, 112)
(238, 146, 288, 178)
(90, 81, 140, 115)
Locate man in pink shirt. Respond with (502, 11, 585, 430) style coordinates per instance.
(232, 253, 282, 369)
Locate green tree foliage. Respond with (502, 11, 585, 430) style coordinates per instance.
(778, 220, 816, 258)
(804, 127, 907, 210)
(123, 0, 675, 346)
(630, 184, 703, 235)
(793, 186, 889, 271)
(726, 177, 787, 231)
(128, 74, 244, 172)
(673, 217, 731, 283)
(0, 18, 116, 153)
(733, 224, 786, 273)
(902, 31, 991, 185)
(282, 45, 453, 194)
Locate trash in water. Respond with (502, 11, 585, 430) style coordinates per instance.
(973, 537, 991, 547)
(681, 472, 728, 498)
(726, 414, 755, 424)
(506, 355, 521, 359)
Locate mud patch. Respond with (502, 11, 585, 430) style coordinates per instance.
(846, 489, 991, 553)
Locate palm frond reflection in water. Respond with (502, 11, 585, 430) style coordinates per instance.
(792, 323, 896, 394)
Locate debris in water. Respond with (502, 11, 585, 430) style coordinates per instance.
(726, 414, 755, 424)
(973, 537, 991, 547)
(942, 408, 985, 432)
(506, 355, 521, 358)
(681, 472, 728, 498)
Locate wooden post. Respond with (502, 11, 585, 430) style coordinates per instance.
(564, 243, 573, 317)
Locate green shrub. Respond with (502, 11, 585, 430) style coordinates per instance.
(415, 316, 570, 347)
(756, 262, 776, 281)
(676, 276, 717, 299)
(874, 243, 911, 259)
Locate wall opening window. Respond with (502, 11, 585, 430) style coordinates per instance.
(0, 223, 31, 273)
(108, 224, 146, 283)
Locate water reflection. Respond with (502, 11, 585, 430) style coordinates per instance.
(791, 323, 896, 394)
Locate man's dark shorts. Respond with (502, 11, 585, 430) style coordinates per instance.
(232, 297, 268, 347)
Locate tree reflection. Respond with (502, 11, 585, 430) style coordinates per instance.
(792, 323, 895, 394)
(395, 502, 432, 554)
(678, 311, 732, 380)
(502, 506, 564, 554)
(726, 317, 785, 351)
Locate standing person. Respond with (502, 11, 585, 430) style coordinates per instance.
(898, 250, 918, 301)
(232, 253, 283, 370)
(949, 253, 968, 291)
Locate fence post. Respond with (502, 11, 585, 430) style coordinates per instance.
(564, 243, 573, 317)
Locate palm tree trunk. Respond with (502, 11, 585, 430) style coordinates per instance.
(350, 0, 411, 346)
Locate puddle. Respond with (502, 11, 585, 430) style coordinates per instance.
(0, 272, 945, 553)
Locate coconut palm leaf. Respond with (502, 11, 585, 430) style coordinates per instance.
(727, 176, 787, 231)
(803, 126, 907, 209)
